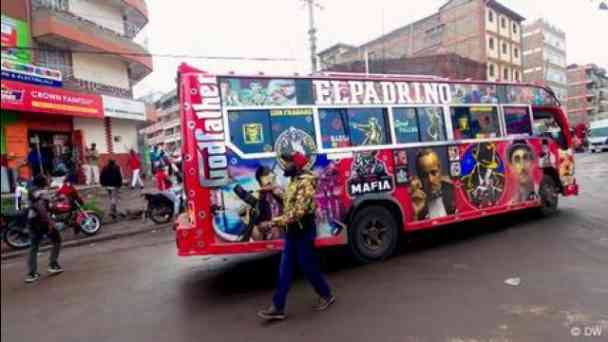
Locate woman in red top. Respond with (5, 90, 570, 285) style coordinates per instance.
(128, 149, 144, 190)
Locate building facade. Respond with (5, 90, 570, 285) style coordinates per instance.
(140, 89, 181, 153)
(1, 0, 151, 192)
(522, 19, 568, 106)
(567, 64, 608, 125)
(318, 0, 524, 82)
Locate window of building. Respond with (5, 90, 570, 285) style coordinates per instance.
(451, 106, 501, 140)
(393, 107, 446, 143)
(514, 70, 520, 81)
(514, 47, 519, 58)
(489, 37, 495, 50)
(502, 43, 508, 54)
(319, 108, 390, 149)
(504, 68, 510, 80)
(228, 108, 316, 154)
(503, 107, 532, 135)
(488, 10, 494, 22)
(501, 17, 507, 29)
(489, 64, 496, 78)
(512, 23, 518, 34)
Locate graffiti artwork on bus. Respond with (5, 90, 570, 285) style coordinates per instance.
(460, 142, 506, 208)
(506, 140, 540, 204)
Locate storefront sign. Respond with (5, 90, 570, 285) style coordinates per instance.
(101, 95, 146, 121)
(1, 80, 103, 118)
(1, 15, 31, 63)
(1, 60, 63, 87)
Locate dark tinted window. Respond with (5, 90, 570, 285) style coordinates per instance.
(504, 106, 532, 135)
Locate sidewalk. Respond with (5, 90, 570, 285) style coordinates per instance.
(1, 182, 172, 261)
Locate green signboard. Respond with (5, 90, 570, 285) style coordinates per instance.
(1, 14, 31, 63)
(0, 112, 18, 155)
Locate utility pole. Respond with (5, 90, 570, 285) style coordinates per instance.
(301, 0, 323, 72)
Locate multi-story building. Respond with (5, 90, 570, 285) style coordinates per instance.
(318, 0, 525, 82)
(1, 0, 151, 191)
(567, 64, 608, 125)
(522, 19, 568, 105)
(140, 89, 182, 153)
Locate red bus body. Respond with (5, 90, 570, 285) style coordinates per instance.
(175, 63, 578, 257)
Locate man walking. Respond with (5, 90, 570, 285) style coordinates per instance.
(100, 160, 123, 219)
(25, 175, 63, 283)
(128, 149, 144, 190)
(257, 152, 335, 321)
(84, 143, 100, 185)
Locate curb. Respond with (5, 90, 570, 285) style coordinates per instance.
(1, 223, 172, 261)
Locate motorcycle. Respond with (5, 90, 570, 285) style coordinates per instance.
(50, 194, 102, 236)
(1, 210, 32, 250)
(144, 183, 185, 224)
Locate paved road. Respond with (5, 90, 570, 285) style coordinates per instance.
(2, 153, 607, 342)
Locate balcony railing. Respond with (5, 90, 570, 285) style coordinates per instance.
(33, 58, 133, 98)
(32, 0, 144, 39)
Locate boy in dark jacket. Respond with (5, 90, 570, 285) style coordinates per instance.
(26, 175, 63, 283)
(100, 160, 123, 219)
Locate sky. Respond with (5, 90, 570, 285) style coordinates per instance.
(133, 0, 608, 97)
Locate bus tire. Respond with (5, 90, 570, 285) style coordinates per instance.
(538, 175, 559, 217)
(348, 205, 400, 264)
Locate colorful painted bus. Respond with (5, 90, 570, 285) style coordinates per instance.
(175, 63, 579, 262)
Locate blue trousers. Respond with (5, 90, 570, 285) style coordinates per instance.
(272, 226, 332, 311)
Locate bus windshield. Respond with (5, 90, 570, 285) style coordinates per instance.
(590, 127, 608, 137)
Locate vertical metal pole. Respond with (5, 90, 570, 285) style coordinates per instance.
(307, 0, 318, 72)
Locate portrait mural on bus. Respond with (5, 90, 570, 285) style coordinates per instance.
(406, 147, 456, 221)
(506, 140, 539, 204)
(460, 142, 506, 208)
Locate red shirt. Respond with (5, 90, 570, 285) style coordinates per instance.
(128, 154, 141, 170)
(155, 170, 169, 191)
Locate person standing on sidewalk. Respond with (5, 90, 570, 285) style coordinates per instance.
(84, 143, 100, 185)
(25, 175, 63, 283)
(257, 152, 335, 321)
(128, 149, 144, 190)
(100, 160, 123, 219)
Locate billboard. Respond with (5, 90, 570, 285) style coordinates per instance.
(102, 95, 146, 121)
(1, 15, 31, 63)
(1, 59, 63, 87)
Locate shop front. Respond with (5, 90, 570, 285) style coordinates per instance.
(1, 79, 103, 191)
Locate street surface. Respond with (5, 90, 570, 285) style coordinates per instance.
(2, 153, 607, 342)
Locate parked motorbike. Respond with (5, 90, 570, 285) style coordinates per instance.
(1, 211, 32, 250)
(50, 194, 102, 236)
(144, 184, 185, 224)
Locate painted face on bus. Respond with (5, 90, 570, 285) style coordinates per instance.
(510, 147, 534, 185)
(418, 151, 442, 194)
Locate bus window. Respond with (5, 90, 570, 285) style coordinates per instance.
(319, 109, 351, 149)
(504, 106, 532, 136)
(348, 108, 390, 146)
(229, 110, 273, 153)
(451, 106, 501, 140)
(418, 107, 446, 142)
(532, 109, 567, 148)
(393, 108, 420, 143)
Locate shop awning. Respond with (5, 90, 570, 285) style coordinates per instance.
(1, 79, 103, 118)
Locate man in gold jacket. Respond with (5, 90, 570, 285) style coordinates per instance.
(257, 152, 335, 321)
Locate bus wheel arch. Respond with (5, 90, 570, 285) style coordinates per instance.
(345, 197, 404, 264)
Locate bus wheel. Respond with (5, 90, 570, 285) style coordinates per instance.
(538, 175, 559, 217)
(348, 206, 399, 264)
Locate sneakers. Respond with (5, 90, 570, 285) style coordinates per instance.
(257, 306, 286, 321)
(24, 273, 40, 283)
(313, 295, 336, 311)
(48, 264, 64, 275)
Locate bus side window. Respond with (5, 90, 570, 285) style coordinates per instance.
(347, 108, 390, 146)
(319, 109, 351, 149)
(451, 106, 501, 140)
(504, 106, 533, 136)
(393, 107, 446, 143)
(228, 110, 273, 154)
(532, 110, 567, 149)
